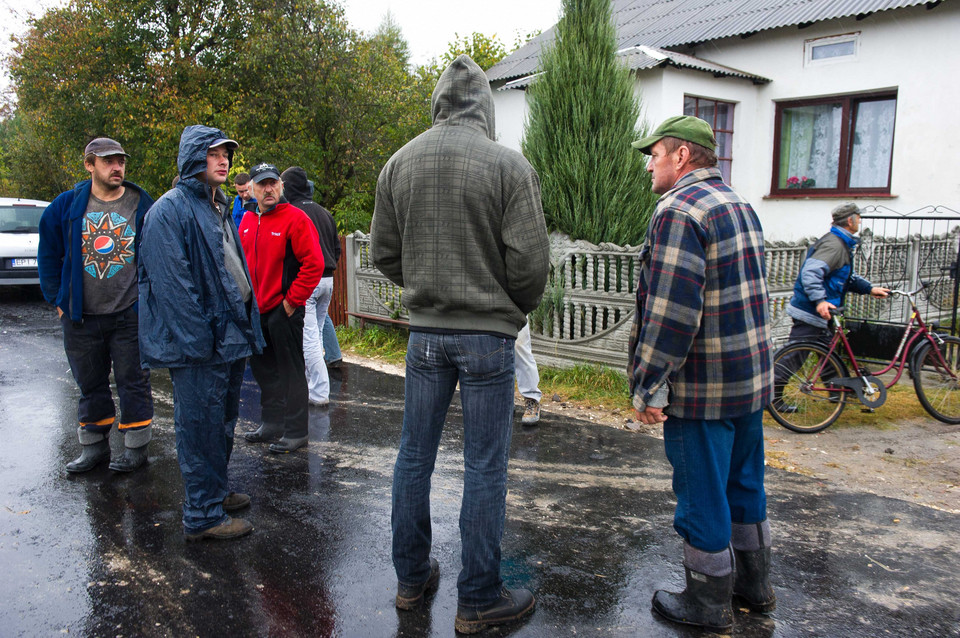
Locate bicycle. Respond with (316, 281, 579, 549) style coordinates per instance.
(768, 284, 960, 433)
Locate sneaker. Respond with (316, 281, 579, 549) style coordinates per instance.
(184, 517, 253, 542)
(222, 492, 251, 512)
(521, 397, 540, 425)
(326, 358, 342, 369)
(309, 398, 330, 407)
(395, 557, 440, 610)
(455, 587, 535, 634)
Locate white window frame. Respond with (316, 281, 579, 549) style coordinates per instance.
(804, 32, 860, 67)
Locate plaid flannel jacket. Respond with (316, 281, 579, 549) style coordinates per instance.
(628, 167, 773, 420)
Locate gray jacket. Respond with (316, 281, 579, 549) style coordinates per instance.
(370, 55, 549, 338)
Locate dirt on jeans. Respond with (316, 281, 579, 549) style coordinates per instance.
(346, 353, 960, 515)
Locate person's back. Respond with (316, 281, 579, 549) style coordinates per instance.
(371, 55, 548, 634)
(372, 56, 549, 336)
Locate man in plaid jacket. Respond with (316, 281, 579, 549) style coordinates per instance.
(628, 116, 775, 632)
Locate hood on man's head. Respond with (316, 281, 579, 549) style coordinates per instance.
(177, 125, 236, 179)
(431, 54, 495, 141)
(280, 166, 312, 202)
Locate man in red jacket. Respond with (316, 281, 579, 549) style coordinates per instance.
(238, 163, 324, 453)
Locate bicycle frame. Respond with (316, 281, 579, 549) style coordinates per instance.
(808, 296, 947, 396)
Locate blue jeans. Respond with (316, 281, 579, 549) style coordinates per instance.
(392, 331, 516, 608)
(169, 359, 245, 534)
(663, 409, 767, 552)
(322, 314, 342, 363)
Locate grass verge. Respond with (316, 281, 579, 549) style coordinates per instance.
(337, 325, 933, 428)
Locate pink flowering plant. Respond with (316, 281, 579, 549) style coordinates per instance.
(786, 175, 816, 189)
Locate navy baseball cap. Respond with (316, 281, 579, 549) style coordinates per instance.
(250, 163, 281, 183)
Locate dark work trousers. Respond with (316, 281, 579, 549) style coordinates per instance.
(249, 304, 309, 439)
(169, 359, 246, 534)
(774, 319, 837, 405)
(61, 305, 153, 436)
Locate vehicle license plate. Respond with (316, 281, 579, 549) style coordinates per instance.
(11, 258, 37, 268)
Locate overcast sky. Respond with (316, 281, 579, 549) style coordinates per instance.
(0, 0, 563, 95)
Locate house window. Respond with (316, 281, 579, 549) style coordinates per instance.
(805, 33, 859, 66)
(772, 92, 896, 196)
(683, 95, 734, 183)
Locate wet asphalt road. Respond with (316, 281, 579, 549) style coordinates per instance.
(1, 287, 959, 638)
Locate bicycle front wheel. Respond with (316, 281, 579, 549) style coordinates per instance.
(768, 342, 848, 433)
(912, 335, 960, 424)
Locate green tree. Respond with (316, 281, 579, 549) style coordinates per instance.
(3, 0, 432, 224)
(440, 32, 509, 71)
(521, 0, 657, 245)
(7, 0, 251, 199)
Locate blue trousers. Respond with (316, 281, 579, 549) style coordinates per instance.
(663, 409, 767, 552)
(169, 359, 245, 534)
(392, 332, 516, 608)
(322, 314, 342, 363)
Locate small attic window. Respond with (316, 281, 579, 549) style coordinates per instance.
(804, 33, 859, 66)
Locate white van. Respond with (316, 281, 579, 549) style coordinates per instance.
(0, 197, 50, 286)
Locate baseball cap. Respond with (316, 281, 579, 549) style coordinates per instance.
(84, 137, 129, 158)
(209, 137, 239, 151)
(831, 202, 860, 224)
(250, 163, 281, 183)
(631, 115, 717, 154)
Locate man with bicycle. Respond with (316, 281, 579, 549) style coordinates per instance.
(786, 203, 890, 342)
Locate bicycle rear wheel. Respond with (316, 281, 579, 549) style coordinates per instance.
(768, 342, 848, 433)
(912, 335, 960, 424)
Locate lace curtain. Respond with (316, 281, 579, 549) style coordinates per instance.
(849, 99, 896, 189)
(779, 103, 842, 189)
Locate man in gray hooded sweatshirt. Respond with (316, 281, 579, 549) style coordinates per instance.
(371, 55, 549, 634)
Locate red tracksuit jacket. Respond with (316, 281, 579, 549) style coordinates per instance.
(239, 202, 324, 314)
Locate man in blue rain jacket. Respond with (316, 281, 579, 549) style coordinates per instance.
(139, 125, 265, 542)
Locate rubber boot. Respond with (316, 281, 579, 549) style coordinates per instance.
(733, 521, 776, 614)
(244, 421, 283, 443)
(268, 436, 308, 454)
(109, 444, 149, 472)
(652, 545, 734, 632)
(66, 439, 110, 473)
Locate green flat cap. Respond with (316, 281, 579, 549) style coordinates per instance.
(631, 115, 717, 154)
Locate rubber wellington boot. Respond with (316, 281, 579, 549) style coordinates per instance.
(732, 520, 776, 614)
(268, 436, 308, 454)
(109, 444, 149, 473)
(65, 439, 111, 473)
(652, 567, 734, 632)
(244, 421, 283, 443)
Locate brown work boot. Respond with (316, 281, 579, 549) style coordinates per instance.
(455, 587, 535, 634)
(222, 492, 251, 512)
(184, 516, 253, 542)
(395, 557, 440, 610)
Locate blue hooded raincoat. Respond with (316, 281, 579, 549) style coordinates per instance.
(138, 125, 265, 534)
(138, 125, 264, 367)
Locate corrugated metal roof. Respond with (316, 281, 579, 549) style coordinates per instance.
(498, 44, 771, 90)
(486, 0, 938, 82)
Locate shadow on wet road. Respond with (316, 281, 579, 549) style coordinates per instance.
(1, 292, 958, 637)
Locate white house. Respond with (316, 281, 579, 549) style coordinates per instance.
(486, 0, 960, 241)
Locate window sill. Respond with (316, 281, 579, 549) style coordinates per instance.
(763, 193, 897, 200)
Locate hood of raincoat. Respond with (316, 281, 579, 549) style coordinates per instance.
(178, 125, 235, 179)
(280, 166, 312, 203)
(430, 55, 495, 142)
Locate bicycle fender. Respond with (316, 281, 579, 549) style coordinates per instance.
(832, 376, 887, 408)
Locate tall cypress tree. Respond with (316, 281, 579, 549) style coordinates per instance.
(522, 0, 657, 245)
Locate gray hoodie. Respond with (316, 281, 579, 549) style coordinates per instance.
(370, 55, 549, 337)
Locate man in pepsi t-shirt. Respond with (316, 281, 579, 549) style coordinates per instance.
(37, 138, 155, 474)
